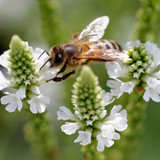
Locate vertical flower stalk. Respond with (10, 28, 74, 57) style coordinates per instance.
(106, 91, 146, 160)
(0, 35, 59, 160)
(133, 0, 160, 42)
(105, 40, 160, 159)
(57, 66, 128, 160)
(24, 110, 58, 160)
(38, 0, 64, 46)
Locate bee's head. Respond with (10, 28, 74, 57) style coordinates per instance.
(49, 46, 64, 67)
(39, 46, 63, 71)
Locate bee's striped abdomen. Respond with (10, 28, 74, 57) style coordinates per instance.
(81, 40, 122, 54)
(99, 40, 122, 51)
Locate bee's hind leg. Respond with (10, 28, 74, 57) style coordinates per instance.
(46, 70, 75, 82)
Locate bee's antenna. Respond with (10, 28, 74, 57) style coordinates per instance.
(39, 57, 51, 71)
(38, 50, 49, 60)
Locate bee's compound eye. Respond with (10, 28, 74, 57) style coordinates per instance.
(55, 53, 63, 64)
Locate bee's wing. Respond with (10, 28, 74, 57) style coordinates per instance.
(77, 16, 109, 42)
(77, 49, 126, 61)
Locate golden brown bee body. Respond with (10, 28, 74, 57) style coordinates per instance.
(40, 16, 125, 82)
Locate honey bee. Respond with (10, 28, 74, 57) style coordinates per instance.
(40, 16, 124, 82)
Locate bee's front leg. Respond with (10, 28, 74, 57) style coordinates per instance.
(46, 70, 75, 82)
(56, 62, 67, 76)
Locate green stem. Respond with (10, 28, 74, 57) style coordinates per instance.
(106, 90, 146, 160)
(24, 107, 58, 160)
(37, 0, 63, 46)
(132, 0, 160, 42)
(82, 141, 105, 160)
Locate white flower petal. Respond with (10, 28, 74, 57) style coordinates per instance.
(31, 86, 40, 94)
(104, 139, 114, 148)
(17, 99, 23, 111)
(39, 95, 50, 104)
(110, 105, 122, 116)
(143, 88, 150, 102)
(99, 110, 107, 119)
(0, 71, 8, 90)
(5, 102, 17, 112)
(126, 40, 141, 48)
(29, 102, 38, 114)
(96, 133, 114, 151)
(143, 86, 160, 102)
(0, 50, 9, 68)
(61, 122, 80, 135)
(106, 105, 128, 131)
(16, 87, 26, 99)
(107, 80, 123, 98)
(33, 48, 50, 69)
(145, 41, 160, 66)
(101, 124, 114, 139)
(28, 94, 49, 113)
(1, 92, 23, 112)
(105, 61, 122, 78)
(120, 81, 137, 94)
(43, 68, 59, 80)
(113, 132, 120, 140)
(1, 94, 14, 104)
(57, 106, 76, 120)
(97, 134, 105, 152)
(146, 77, 160, 89)
(74, 130, 91, 145)
(38, 103, 46, 113)
(102, 90, 115, 106)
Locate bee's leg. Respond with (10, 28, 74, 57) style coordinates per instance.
(46, 70, 75, 82)
(56, 62, 67, 76)
(81, 59, 90, 65)
(54, 70, 75, 82)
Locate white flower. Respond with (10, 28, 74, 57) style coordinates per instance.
(100, 124, 115, 139)
(57, 106, 76, 120)
(0, 36, 52, 113)
(58, 63, 128, 151)
(58, 104, 127, 151)
(28, 94, 50, 114)
(97, 133, 115, 152)
(105, 61, 129, 79)
(143, 85, 160, 102)
(105, 105, 127, 131)
(120, 80, 137, 94)
(1, 87, 26, 112)
(105, 40, 160, 102)
(102, 90, 115, 106)
(107, 79, 123, 98)
(74, 131, 92, 145)
(61, 122, 80, 135)
(95, 105, 127, 152)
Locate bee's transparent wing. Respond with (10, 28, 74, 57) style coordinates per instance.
(78, 49, 126, 61)
(78, 16, 109, 42)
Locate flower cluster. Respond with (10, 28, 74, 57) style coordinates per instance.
(106, 40, 160, 102)
(0, 35, 58, 113)
(57, 66, 127, 151)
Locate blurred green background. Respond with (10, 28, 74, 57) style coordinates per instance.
(0, 0, 160, 160)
